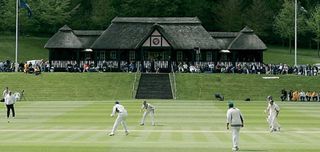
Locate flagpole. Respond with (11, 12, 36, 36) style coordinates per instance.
(15, 0, 19, 72)
(294, 0, 297, 66)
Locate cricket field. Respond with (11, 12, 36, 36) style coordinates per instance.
(0, 100, 318, 152)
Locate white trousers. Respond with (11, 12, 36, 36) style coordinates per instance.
(231, 127, 241, 148)
(141, 109, 155, 125)
(267, 115, 280, 131)
(111, 113, 128, 134)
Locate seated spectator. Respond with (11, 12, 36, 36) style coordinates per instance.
(299, 90, 306, 101)
(189, 65, 196, 73)
(24, 62, 29, 73)
(178, 62, 184, 72)
(292, 90, 299, 101)
(280, 89, 287, 101)
(183, 62, 188, 72)
(83, 63, 89, 72)
(34, 65, 41, 76)
(306, 91, 312, 101)
(311, 91, 318, 101)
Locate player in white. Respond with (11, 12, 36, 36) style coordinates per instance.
(109, 101, 129, 136)
(226, 102, 244, 152)
(265, 96, 280, 132)
(4, 91, 16, 123)
(2, 87, 9, 102)
(140, 100, 155, 126)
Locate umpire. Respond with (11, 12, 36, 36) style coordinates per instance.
(4, 91, 16, 122)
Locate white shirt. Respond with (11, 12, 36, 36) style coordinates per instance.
(141, 103, 155, 111)
(3, 89, 9, 98)
(4, 94, 16, 105)
(227, 108, 243, 127)
(267, 103, 280, 117)
(111, 104, 127, 116)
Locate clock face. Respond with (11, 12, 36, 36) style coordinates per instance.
(152, 37, 160, 45)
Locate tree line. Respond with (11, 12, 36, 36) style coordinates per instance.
(0, 0, 320, 52)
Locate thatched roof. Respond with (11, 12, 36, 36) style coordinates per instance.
(91, 17, 220, 50)
(228, 27, 267, 50)
(210, 32, 238, 49)
(73, 30, 103, 49)
(44, 25, 83, 49)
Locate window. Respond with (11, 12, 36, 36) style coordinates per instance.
(177, 51, 183, 61)
(206, 52, 212, 61)
(110, 51, 117, 60)
(99, 51, 105, 60)
(129, 51, 135, 61)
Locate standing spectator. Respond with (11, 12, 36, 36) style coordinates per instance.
(226, 101, 244, 151)
(265, 96, 280, 132)
(140, 100, 155, 126)
(109, 101, 129, 136)
(4, 91, 16, 123)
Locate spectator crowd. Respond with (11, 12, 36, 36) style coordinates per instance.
(280, 89, 320, 102)
(1, 60, 320, 76)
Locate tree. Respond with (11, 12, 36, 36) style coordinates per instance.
(273, 0, 307, 53)
(214, 0, 245, 31)
(243, 0, 274, 37)
(0, 0, 15, 33)
(20, 0, 75, 35)
(306, 5, 320, 56)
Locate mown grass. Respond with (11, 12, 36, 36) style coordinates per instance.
(0, 100, 318, 152)
(264, 45, 320, 65)
(0, 73, 318, 101)
(0, 73, 135, 101)
(0, 36, 48, 62)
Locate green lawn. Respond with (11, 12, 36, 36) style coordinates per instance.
(0, 73, 318, 101)
(0, 36, 48, 62)
(264, 45, 320, 65)
(0, 100, 318, 152)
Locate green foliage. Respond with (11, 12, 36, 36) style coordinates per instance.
(214, 0, 244, 31)
(20, 0, 74, 34)
(0, 0, 15, 33)
(243, 0, 274, 37)
(273, 0, 308, 52)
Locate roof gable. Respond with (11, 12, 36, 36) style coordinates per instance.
(228, 26, 267, 50)
(92, 17, 220, 50)
(44, 25, 83, 49)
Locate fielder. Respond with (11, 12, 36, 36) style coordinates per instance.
(109, 101, 129, 136)
(265, 96, 280, 132)
(226, 101, 244, 152)
(140, 100, 155, 126)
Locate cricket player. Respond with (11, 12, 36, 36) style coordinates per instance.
(2, 87, 9, 102)
(266, 96, 280, 132)
(226, 101, 244, 151)
(4, 91, 16, 123)
(140, 100, 155, 126)
(109, 101, 129, 136)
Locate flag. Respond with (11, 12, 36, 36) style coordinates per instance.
(20, 0, 32, 17)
